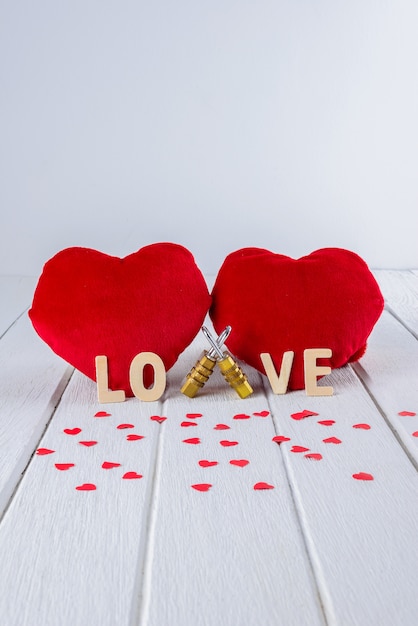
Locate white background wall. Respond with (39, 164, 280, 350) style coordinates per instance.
(1, 0, 417, 277)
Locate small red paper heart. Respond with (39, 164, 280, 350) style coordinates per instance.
(55, 463, 75, 470)
(398, 411, 416, 416)
(94, 411, 111, 417)
(412, 431, 418, 438)
(79, 440, 98, 447)
(186, 413, 203, 419)
(29, 244, 210, 395)
(76, 483, 96, 491)
(122, 471, 143, 479)
(353, 423, 371, 430)
(191, 483, 212, 491)
(102, 461, 121, 469)
(64, 427, 82, 435)
(36, 448, 55, 455)
(291, 410, 319, 420)
(183, 437, 201, 444)
(181, 421, 198, 427)
(317, 420, 335, 426)
(304, 453, 322, 461)
(253, 482, 274, 490)
(272, 436, 291, 444)
(253, 411, 270, 417)
(291, 445, 310, 453)
(127, 434, 145, 441)
(230, 459, 249, 467)
(352, 472, 374, 481)
(214, 424, 230, 430)
(150, 415, 167, 424)
(199, 460, 218, 468)
(323, 437, 341, 444)
(117, 423, 135, 429)
(233, 413, 250, 420)
(220, 440, 238, 447)
(210, 248, 384, 389)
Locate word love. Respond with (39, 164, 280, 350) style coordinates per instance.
(95, 348, 333, 404)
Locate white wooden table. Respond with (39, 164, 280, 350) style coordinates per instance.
(0, 271, 417, 626)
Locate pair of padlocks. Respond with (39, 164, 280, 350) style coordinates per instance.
(181, 326, 253, 399)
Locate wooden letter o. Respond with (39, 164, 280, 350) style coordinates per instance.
(129, 352, 166, 402)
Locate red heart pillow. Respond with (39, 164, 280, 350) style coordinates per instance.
(29, 243, 211, 396)
(209, 247, 384, 390)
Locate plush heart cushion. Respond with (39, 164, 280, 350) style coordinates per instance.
(209, 247, 384, 390)
(29, 243, 211, 395)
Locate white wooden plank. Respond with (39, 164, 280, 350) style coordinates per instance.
(264, 363, 418, 626)
(351, 310, 418, 464)
(373, 270, 418, 337)
(0, 314, 72, 516)
(139, 345, 326, 626)
(0, 275, 37, 336)
(0, 370, 164, 626)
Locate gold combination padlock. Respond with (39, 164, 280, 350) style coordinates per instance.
(180, 326, 253, 399)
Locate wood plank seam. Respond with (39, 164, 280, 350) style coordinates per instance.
(0, 366, 74, 525)
(382, 303, 418, 341)
(350, 363, 418, 473)
(0, 307, 30, 342)
(262, 378, 332, 626)
(128, 399, 166, 626)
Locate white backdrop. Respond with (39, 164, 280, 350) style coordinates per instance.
(1, 0, 417, 276)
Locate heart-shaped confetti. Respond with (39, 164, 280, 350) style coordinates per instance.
(290, 445, 310, 453)
(253, 411, 270, 417)
(323, 437, 342, 444)
(191, 483, 212, 492)
(412, 432, 418, 438)
(55, 463, 75, 470)
(398, 411, 416, 417)
(36, 448, 55, 455)
(183, 437, 201, 444)
(186, 413, 203, 419)
(317, 420, 335, 426)
(199, 460, 218, 468)
(253, 482, 274, 490)
(272, 435, 291, 444)
(94, 411, 111, 417)
(353, 423, 371, 430)
(102, 461, 121, 469)
(150, 415, 167, 424)
(304, 453, 322, 461)
(127, 434, 145, 441)
(122, 471, 143, 480)
(220, 440, 238, 447)
(79, 440, 98, 447)
(230, 459, 249, 467)
(64, 428, 82, 435)
(117, 423, 135, 429)
(233, 413, 250, 420)
(291, 410, 319, 421)
(75, 483, 96, 491)
(181, 421, 198, 427)
(352, 472, 374, 481)
(214, 424, 230, 430)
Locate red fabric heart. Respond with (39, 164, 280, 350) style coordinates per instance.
(29, 243, 210, 395)
(210, 248, 384, 390)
